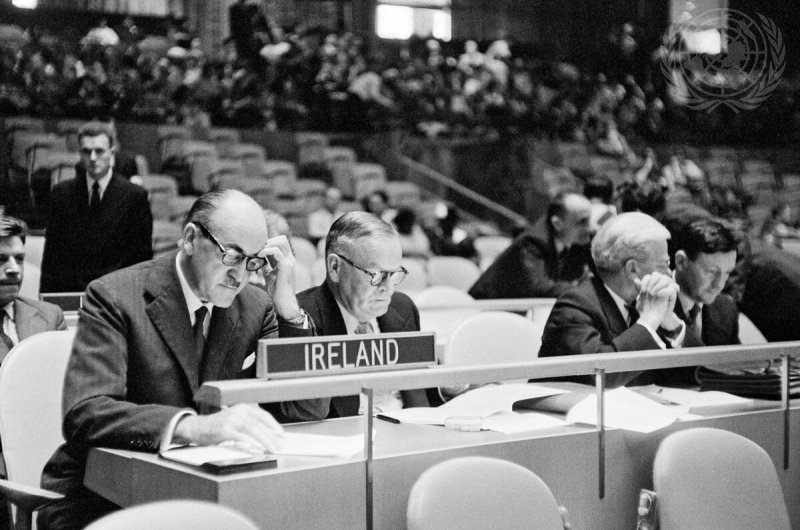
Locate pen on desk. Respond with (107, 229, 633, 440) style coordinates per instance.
(376, 414, 401, 424)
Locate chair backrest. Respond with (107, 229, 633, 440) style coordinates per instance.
(396, 258, 428, 294)
(295, 131, 329, 168)
(291, 236, 318, 268)
(407, 456, 564, 530)
(0, 329, 76, 487)
(653, 427, 791, 530)
(414, 286, 476, 307)
(738, 313, 767, 344)
(443, 311, 542, 366)
(473, 235, 512, 271)
(84, 499, 259, 530)
(426, 256, 481, 291)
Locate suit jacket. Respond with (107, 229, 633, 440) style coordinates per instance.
(12, 296, 68, 341)
(650, 294, 740, 387)
(538, 276, 663, 387)
(271, 282, 431, 421)
(40, 173, 153, 293)
(39, 253, 312, 530)
(468, 219, 590, 299)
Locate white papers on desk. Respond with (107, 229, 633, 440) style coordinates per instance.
(566, 387, 701, 433)
(380, 383, 570, 432)
(632, 385, 753, 413)
(271, 432, 364, 459)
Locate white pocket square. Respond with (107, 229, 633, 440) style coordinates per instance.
(242, 353, 256, 370)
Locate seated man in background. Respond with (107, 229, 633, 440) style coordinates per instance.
(651, 217, 740, 387)
(0, 215, 67, 363)
(40, 120, 152, 293)
(0, 215, 66, 528)
(271, 211, 433, 421)
(539, 212, 685, 387)
(307, 186, 346, 244)
(39, 189, 313, 530)
(469, 192, 593, 299)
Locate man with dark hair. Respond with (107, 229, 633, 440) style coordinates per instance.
(0, 215, 66, 528)
(40, 120, 153, 293)
(469, 192, 593, 298)
(0, 215, 67, 363)
(271, 211, 432, 421)
(653, 217, 740, 386)
(39, 189, 313, 530)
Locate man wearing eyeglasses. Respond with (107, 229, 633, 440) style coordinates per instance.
(39, 189, 313, 530)
(539, 212, 685, 387)
(270, 211, 433, 422)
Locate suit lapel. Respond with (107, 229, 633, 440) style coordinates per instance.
(13, 298, 47, 340)
(144, 257, 201, 392)
(318, 285, 359, 416)
(592, 277, 627, 336)
(675, 299, 705, 347)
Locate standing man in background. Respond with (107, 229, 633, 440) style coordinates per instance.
(40, 121, 152, 293)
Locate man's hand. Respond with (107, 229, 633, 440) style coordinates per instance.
(174, 404, 285, 454)
(259, 235, 303, 319)
(635, 272, 680, 330)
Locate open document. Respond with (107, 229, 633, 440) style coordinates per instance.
(518, 383, 705, 433)
(631, 384, 754, 415)
(379, 383, 570, 433)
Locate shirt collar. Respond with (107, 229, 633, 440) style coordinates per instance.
(678, 291, 701, 317)
(175, 252, 213, 325)
(86, 169, 113, 198)
(1, 302, 13, 323)
(335, 300, 379, 335)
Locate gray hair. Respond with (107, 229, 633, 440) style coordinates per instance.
(591, 212, 670, 276)
(325, 211, 397, 257)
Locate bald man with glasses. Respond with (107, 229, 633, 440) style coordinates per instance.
(269, 211, 433, 422)
(39, 189, 314, 530)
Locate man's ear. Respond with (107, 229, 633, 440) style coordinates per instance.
(327, 253, 340, 282)
(674, 250, 688, 270)
(623, 258, 638, 280)
(181, 223, 197, 255)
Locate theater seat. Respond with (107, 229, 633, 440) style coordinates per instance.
(0, 330, 76, 530)
(651, 427, 790, 530)
(407, 456, 567, 530)
(83, 500, 259, 530)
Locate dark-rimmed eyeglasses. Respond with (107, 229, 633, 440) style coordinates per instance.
(195, 222, 269, 272)
(335, 253, 408, 286)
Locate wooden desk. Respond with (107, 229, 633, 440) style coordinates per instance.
(86, 401, 800, 530)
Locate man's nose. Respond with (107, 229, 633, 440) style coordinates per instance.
(4, 257, 21, 275)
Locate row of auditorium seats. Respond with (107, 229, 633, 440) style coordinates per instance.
(0, 329, 788, 529)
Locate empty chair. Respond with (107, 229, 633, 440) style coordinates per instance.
(310, 257, 326, 285)
(385, 181, 421, 208)
(31, 151, 81, 189)
(182, 141, 219, 194)
(151, 220, 183, 257)
(473, 235, 512, 271)
(426, 256, 480, 291)
(260, 160, 297, 197)
(83, 500, 259, 530)
(443, 311, 542, 366)
(54, 119, 85, 152)
(226, 143, 267, 179)
(207, 127, 242, 157)
(407, 456, 566, 530)
(322, 145, 357, 168)
(0, 330, 77, 530)
(651, 427, 791, 530)
(10, 132, 65, 173)
(156, 125, 191, 164)
(414, 286, 475, 307)
(352, 163, 387, 200)
(295, 131, 329, 168)
(4, 116, 45, 136)
(291, 236, 318, 268)
(140, 174, 194, 222)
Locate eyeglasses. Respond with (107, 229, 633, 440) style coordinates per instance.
(195, 222, 269, 272)
(335, 253, 408, 286)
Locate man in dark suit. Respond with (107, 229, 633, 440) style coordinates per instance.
(539, 212, 685, 387)
(652, 218, 740, 386)
(0, 215, 67, 363)
(0, 215, 66, 528)
(469, 192, 593, 299)
(39, 189, 314, 530)
(40, 121, 153, 293)
(271, 211, 431, 422)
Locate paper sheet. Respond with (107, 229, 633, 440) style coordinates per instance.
(381, 383, 570, 425)
(632, 385, 753, 410)
(271, 432, 364, 459)
(481, 411, 568, 434)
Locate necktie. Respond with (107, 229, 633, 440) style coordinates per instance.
(0, 312, 16, 364)
(687, 304, 701, 329)
(193, 306, 208, 364)
(625, 302, 639, 327)
(89, 181, 101, 216)
(355, 321, 374, 335)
